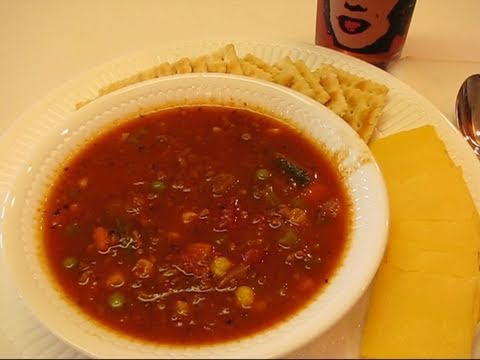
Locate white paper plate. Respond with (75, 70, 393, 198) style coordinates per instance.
(0, 40, 479, 359)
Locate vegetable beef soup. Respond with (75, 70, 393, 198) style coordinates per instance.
(41, 106, 350, 344)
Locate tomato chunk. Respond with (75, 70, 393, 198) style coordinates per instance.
(177, 242, 213, 277)
(93, 226, 110, 251)
(304, 182, 328, 204)
(185, 242, 212, 262)
(133, 258, 154, 279)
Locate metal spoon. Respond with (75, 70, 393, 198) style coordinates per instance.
(456, 74, 480, 158)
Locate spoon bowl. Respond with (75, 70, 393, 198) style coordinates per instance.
(456, 74, 480, 158)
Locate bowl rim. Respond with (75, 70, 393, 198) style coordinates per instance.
(2, 73, 389, 358)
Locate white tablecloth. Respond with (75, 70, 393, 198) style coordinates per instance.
(1, 0, 479, 135)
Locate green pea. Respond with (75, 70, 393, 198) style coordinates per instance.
(62, 256, 78, 269)
(255, 168, 271, 181)
(151, 180, 166, 192)
(108, 292, 125, 309)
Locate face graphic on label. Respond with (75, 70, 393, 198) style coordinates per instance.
(328, 0, 400, 50)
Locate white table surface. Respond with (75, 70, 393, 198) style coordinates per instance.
(0, 0, 479, 358)
(1, 0, 479, 135)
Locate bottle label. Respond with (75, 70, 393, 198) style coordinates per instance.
(323, 0, 415, 54)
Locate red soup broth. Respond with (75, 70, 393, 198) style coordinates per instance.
(41, 105, 350, 344)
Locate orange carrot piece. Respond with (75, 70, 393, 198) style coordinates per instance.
(304, 182, 328, 204)
(93, 226, 110, 251)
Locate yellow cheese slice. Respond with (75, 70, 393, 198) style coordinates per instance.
(362, 125, 480, 358)
(372, 126, 477, 221)
(384, 219, 480, 277)
(387, 219, 480, 253)
(384, 240, 478, 278)
(361, 263, 478, 359)
(370, 125, 454, 180)
(386, 166, 477, 221)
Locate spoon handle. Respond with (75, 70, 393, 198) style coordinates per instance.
(467, 78, 480, 140)
(456, 74, 480, 159)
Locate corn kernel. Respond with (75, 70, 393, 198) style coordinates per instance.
(210, 256, 232, 277)
(182, 211, 198, 224)
(235, 286, 254, 308)
(175, 300, 190, 316)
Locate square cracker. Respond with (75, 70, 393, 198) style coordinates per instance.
(294, 60, 330, 104)
(209, 44, 243, 75)
(154, 62, 176, 76)
(206, 56, 227, 73)
(172, 57, 193, 74)
(273, 56, 316, 99)
(243, 54, 277, 75)
(191, 56, 208, 73)
(317, 64, 388, 142)
(313, 66, 348, 117)
(223, 44, 243, 75)
(240, 59, 274, 81)
(98, 62, 176, 97)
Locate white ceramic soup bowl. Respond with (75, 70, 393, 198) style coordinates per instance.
(1, 73, 388, 358)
